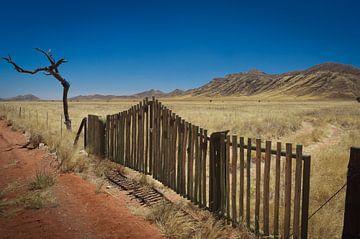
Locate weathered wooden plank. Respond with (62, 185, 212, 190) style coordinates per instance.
(96, 116, 101, 156)
(196, 128, 204, 206)
(187, 124, 194, 199)
(231, 135, 238, 225)
(218, 133, 225, 216)
(99, 117, 106, 157)
(293, 144, 303, 239)
(87, 115, 91, 154)
(107, 115, 111, 159)
(171, 113, 178, 190)
(176, 117, 183, 194)
(145, 98, 149, 174)
(263, 141, 271, 236)
(186, 124, 192, 198)
(155, 100, 161, 180)
(153, 100, 158, 178)
(130, 107, 134, 168)
(149, 97, 154, 174)
(126, 110, 131, 167)
(167, 109, 172, 186)
(301, 155, 311, 239)
(246, 138, 251, 227)
(87, 115, 92, 154)
(164, 108, 170, 186)
(181, 121, 188, 196)
(274, 142, 281, 237)
(284, 143, 292, 239)
(226, 135, 230, 221)
(94, 116, 98, 155)
(255, 138, 261, 234)
(105, 115, 109, 157)
(202, 129, 208, 208)
(140, 102, 145, 173)
(157, 102, 162, 180)
(168, 113, 174, 189)
(188, 124, 194, 200)
(119, 113, 124, 164)
(136, 104, 140, 171)
(113, 114, 117, 162)
(238, 137, 244, 222)
(194, 126, 200, 204)
(160, 106, 165, 182)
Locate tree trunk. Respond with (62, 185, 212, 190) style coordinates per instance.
(62, 81, 72, 130)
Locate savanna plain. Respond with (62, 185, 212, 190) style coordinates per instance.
(1, 98, 359, 239)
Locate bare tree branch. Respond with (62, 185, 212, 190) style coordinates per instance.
(35, 48, 55, 65)
(2, 48, 72, 130)
(2, 55, 48, 74)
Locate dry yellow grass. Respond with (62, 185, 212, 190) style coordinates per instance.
(1, 98, 359, 238)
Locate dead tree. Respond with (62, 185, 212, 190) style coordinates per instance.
(2, 48, 72, 130)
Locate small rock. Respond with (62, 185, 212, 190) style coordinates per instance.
(106, 185, 112, 189)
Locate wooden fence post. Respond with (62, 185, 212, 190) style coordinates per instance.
(209, 131, 228, 214)
(342, 147, 360, 239)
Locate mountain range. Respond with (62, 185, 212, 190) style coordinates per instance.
(2, 62, 360, 101)
(0, 94, 41, 101)
(71, 62, 360, 100)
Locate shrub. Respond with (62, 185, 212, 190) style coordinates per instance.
(29, 170, 56, 190)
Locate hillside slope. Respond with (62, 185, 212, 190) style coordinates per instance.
(188, 62, 360, 99)
(0, 94, 41, 101)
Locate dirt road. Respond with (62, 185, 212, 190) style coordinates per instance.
(0, 120, 163, 239)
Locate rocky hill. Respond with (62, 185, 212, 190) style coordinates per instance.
(69, 62, 360, 100)
(188, 62, 360, 99)
(0, 94, 41, 101)
(70, 89, 185, 101)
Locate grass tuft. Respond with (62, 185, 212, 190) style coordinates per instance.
(29, 170, 56, 190)
(20, 190, 57, 209)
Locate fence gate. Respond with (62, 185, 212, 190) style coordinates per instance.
(87, 115, 105, 156)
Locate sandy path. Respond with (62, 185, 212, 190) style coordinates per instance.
(303, 123, 344, 154)
(0, 120, 163, 239)
(291, 121, 344, 154)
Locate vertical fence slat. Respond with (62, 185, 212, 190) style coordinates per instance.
(301, 155, 311, 239)
(274, 142, 281, 237)
(284, 143, 292, 239)
(263, 140, 271, 236)
(202, 129, 208, 208)
(145, 99, 149, 174)
(219, 133, 226, 216)
(171, 113, 177, 189)
(226, 135, 230, 221)
(126, 110, 131, 167)
(187, 124, 194, 199)
(182, 121, 188, 196)
(149, 98, 154, 174)
(198, 128, 203, 205)
(293, 145, 303, 239)
(255, 138, 261, 234)
(176, 116, 182, 193)
(231, 135, 238, 225)
(246, 138, 252, 227)
(194, 126, 200, 204)
(193, 126, 200, 204)
(239, 137, 245, 222)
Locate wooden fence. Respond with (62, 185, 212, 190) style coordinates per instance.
(85, 98, 311, 239)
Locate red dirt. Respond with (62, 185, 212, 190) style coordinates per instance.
(0, 120, 163, 239)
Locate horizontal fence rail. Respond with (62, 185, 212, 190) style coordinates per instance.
(85, 97, 311, 239)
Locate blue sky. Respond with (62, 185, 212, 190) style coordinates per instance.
(1, 0, 359, 99)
